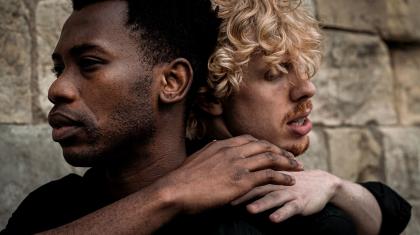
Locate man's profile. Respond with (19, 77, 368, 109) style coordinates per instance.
(0, 0, 412, 234)
(1, 0, 302, 234)
(186, 0, 412, 234)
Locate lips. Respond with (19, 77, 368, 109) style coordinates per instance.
(48, 112, 83, 142)
(287, 111, 313, 137)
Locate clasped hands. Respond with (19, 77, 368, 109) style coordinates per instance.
(159, 135, 341, 222)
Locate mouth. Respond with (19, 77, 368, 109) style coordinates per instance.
(287, 112, 312, 136)
(48, 112, 84, 142)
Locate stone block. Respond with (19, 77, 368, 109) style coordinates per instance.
(299, 127, 329, 171)
(312, 30, 397, 126)
(325, 128, 383, 182)
(36, 0, 72, 117)
(315, 0, 383, 33)
(402, 200, 420, 235)
(0, 124, 83, 229)
(301, 0, 315, 17)
(381, 127, 420, 200)
(391, 47, 420, 125)
(315, 0, 420, 42)
(0, 0, 32, 123)
(381, 0, 420, 42)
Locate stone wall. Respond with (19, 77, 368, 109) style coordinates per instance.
(0, 0, 419, 233)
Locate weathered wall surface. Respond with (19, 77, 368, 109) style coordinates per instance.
(300, 1, 420, 234)
(0, 0, 419, 233)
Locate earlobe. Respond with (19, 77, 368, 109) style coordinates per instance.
(159, 58, 193, 104)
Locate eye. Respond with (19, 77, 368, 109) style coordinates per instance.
(78, 57, 103, 72)
(264, 62, 293, 81)
(51, 64, 64, 78)
(264, 70, 280, 81)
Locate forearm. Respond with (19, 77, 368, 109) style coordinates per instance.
(37, 183, 179, 235)
(331, 179, 382, 235)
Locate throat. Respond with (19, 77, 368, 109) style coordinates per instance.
(100, 138, 187, 200)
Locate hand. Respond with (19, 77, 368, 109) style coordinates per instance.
(160, 135, 304, 214)
(231, 170, 341, 223)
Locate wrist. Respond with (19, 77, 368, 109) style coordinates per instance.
(148, 177, 183, 217)
(329, 174, 344, 205)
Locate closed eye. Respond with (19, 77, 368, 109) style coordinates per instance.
(78, 57, 104, 72)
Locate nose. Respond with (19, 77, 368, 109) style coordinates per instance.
(289, 73, 316, 102)
(48, 73, 78, 105)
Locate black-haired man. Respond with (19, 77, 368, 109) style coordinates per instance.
(1, 1, 303, 234)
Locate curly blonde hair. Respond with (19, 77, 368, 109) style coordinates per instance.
(186, 0, 322, 140)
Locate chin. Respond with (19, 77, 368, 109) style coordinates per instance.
(281, 137, 310, 157)
(62, 147, 103, 167)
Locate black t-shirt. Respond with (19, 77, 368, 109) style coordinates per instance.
(0, 168, 410, 235)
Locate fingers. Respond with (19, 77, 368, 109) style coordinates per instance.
(234, 139, 294, 160)
(269, 201, 302, 223)
(189, 134, 258, 159)
(231, 184, 280, 206)
(242, 152, 303, 172)
(246, 190, 290, 214)
(250, 169, 295, 187)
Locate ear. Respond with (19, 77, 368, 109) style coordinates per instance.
(200, 99, 223, 116)
(159, 58, 193, 104)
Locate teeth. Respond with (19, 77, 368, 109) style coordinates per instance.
(292, 118, 305, 126)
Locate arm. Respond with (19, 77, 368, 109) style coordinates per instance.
(330, 178, 382, 235)
(232, 170, 382, 235)
(38, 182, 179, 235)
(32, 135, 301, 234)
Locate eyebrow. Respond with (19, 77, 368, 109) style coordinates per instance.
(51, 43, 107, 62)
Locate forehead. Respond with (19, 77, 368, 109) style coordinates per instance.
(54, 1, 138, 57)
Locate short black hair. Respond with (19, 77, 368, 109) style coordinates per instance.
(72, 0, 220, 102)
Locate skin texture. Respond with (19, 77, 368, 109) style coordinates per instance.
(35, 2, 303, 234)
(202, 54, 382, 235)
(206, 54, 316, 156)
(49, 1, 155, 167)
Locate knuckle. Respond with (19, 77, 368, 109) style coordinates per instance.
(283, 174, 294, 184)
(264, 169, 276, 180)
(290, 202, 301, 212)
(264, 152, 277, 162)
(231, 167, 249, 182)
(267, 191, 279, 200)
(281, 149, 294, 159)
(256, 140, 272, 151)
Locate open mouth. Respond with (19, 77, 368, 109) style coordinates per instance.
(289, 117, 307, 126)
(287, 115, 312, 136)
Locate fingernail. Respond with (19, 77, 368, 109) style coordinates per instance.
(248, 204, 259, 213)
(270, 214, 280, 222)
(297, 160, 304, 170)
(290, 176, 295, 185)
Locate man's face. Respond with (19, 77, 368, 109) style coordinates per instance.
(48, 1, 155, 166)
(222, 54, 315, 156)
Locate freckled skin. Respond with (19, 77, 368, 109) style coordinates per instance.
(221, 54, 316, 156)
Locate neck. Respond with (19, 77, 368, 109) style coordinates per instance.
(101, 114, 187, 200)
(204, 116, 233, 140)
